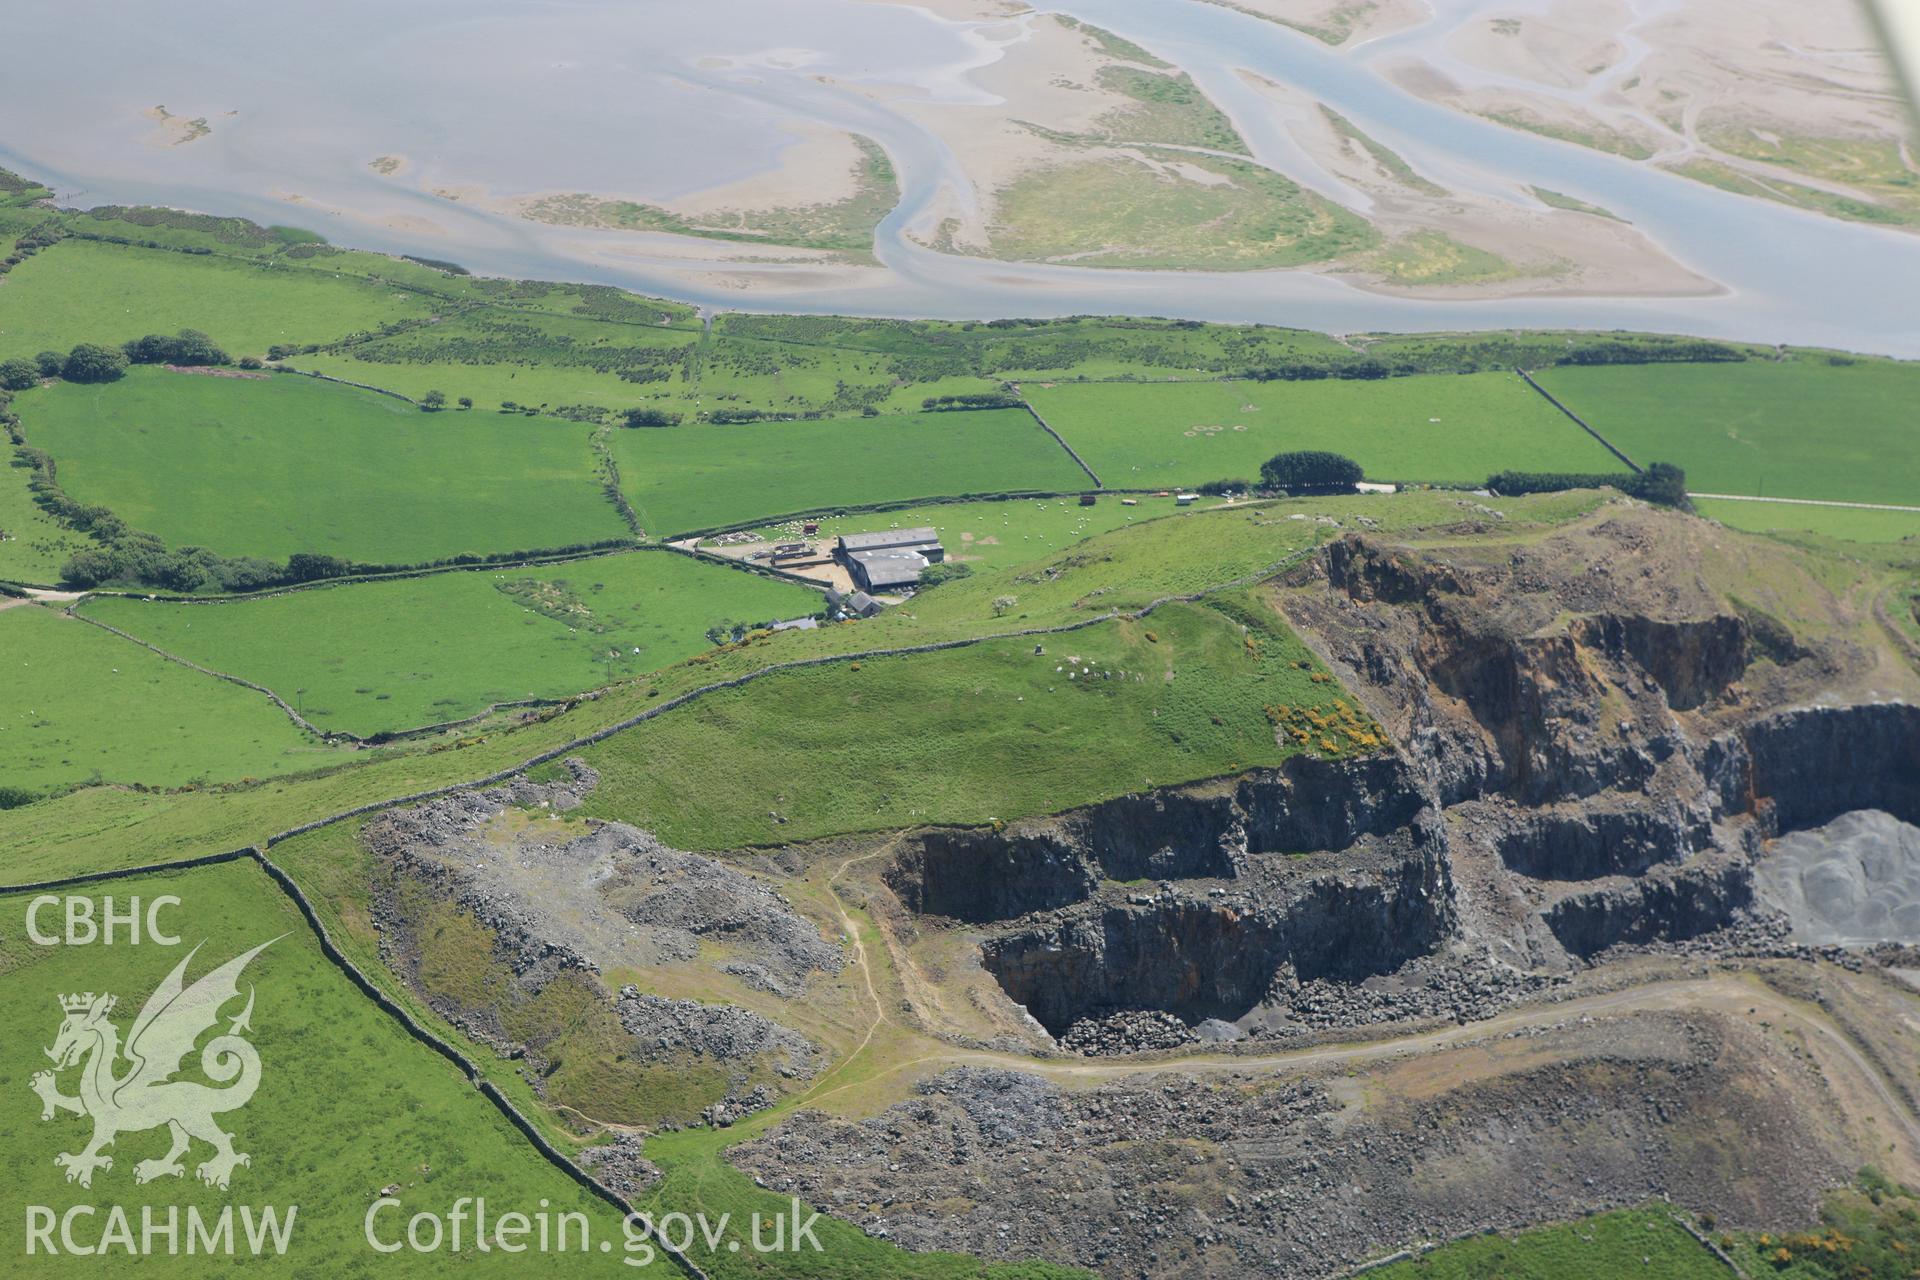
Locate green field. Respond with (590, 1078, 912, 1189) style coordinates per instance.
(721, 494, 1222, 571)
(16, 368, 628, 564)
(1536, 358, 1920, 507)
(1694, 497, 1920, 544)
(0, 860, 670, 1275)
(0, 605, 350, 793)
(1365, 1205, 1725, 1279)
(610, 408, 1088, 535)
(576, 594, 1376, 849)
(81, 551, 822, 737)
(0, 452, 94, 584)
(0, 492, 1603, 884)
(711, 314, 1353, 382)
(285, 305, 702, 419)
(0, 238, 436, 359)
(1026, 372, 1619, 488)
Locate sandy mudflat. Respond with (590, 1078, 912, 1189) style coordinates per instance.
(861, 0, 1030, 18)
(1199, 0, 1431, 47)
(1442, 0, 1629, 90)
(1238, 71, 1713, 300)
(657, 123, 870, 220)
(141, 104, 213, 148)
(1377, 0, 1914, 224)
(883, 13, 1175, 255)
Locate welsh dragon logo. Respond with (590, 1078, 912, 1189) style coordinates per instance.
(30, 938, 278, 1190)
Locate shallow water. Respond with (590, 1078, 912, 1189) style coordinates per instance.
(2, 0, 1916, 352)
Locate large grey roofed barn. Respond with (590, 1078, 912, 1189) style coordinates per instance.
(847, 548, 930, 589)
(838, 527, 940, 553)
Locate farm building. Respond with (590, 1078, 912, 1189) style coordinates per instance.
(836, 526, 945, 592)
(825, 587, 885, 619)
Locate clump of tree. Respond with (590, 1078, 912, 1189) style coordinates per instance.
(420, 389, 447, 411)
(620, 407, 683, 428)
(1197, 477, 1251, 496)
(921, 393, 1022, 411)
(0, 357, 39, 390)
(0, 785, 38, 811)
(122, 329, 228, 366)
(1260, 450, 1364, 495)
(1485, 461, 1689, 508)
(60, 537, 294, 593)
(708, 407, 801, 425)
(60, 343, 130, 384)
(916, 561, 974, 588)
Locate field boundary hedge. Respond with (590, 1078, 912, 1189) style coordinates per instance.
(270, 364, 420, 405)
(663, 487, 1114, 542)
(64, 543, 828, 743)
(1011, 388, 1102, 487)
(1516, 368, 1642, 473)
(260, 535, 1330, 847)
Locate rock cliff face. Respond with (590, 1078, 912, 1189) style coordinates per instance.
(978, 824, 1452, 1034)
(885, 753, 1425, 924)
(1544, 855, 1756, 958)
(1494, 795, 1713, 881)
(1713, 703, 1920, 834)
(887, 509, 1920, 1048)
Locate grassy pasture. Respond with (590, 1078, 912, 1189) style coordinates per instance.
(0, 238, 436, 359)
(1535, 358, 1920, 507)
(988, 149, 1376, 269)
(287, 306, 702, 418)
(0, 490, 1607, 880)
(0, 860, 669, 1276)
(712, 313, 1352, 382)
(81, 551, 821, 737)
(0, 605, 347, 793)
(575, 596, 1376, 850)
(0, 452, 94, 584)
(17, 368, 627, 564)
(1694, 498, 1920, 545)
(1364, 1205, 1724, 1279)
(289, 314, 1362, 425)
(1026, 371, 1617, 488)
(609, 408, 1087, 535)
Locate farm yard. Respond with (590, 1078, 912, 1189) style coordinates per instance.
(13, 368, 628, 564)
(79, 549, 822, 737)
(609, 407, 1089, 535)
(1533, 357, 1920, 508)
(715, 494, 1207, 572)
(1024, 371, 1623, 489)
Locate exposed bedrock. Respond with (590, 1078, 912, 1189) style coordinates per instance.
(1572, 613, 1748, 712)
(1493, 792, 1713, 881)
(1310, 532, 1759, 805)
(1711, 702, 1920, 834)
(885, 753, 1427, 925)
(979, 831, 1453, 1035)
(1544, 855, 1755, 959)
